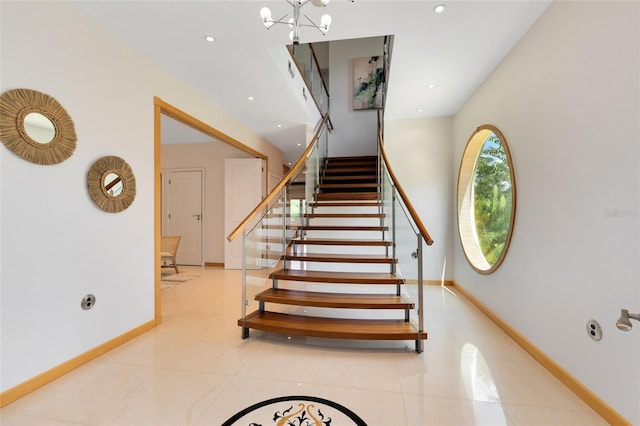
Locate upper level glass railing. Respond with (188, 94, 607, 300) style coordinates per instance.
(288, 43, 330, 118)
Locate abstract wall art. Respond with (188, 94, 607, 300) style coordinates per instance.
(353, 56, 383, 110)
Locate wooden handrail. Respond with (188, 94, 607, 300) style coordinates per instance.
(377, 117, 434, 246)
(227, 114, 330, 242)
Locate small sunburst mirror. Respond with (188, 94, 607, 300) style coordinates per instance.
(87, 156, 136, 213)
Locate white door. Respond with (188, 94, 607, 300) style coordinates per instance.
(225, 158, 264, 269)
(167, 169, 203, 265)
(269, 171, 282, 193)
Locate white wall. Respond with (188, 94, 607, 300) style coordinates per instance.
(161, 143, 253, 264)
(384, 117, 454, 281)
(328, 37, 385, 157)
(452, 2, 640, 422)
(0, 1, 282, 393)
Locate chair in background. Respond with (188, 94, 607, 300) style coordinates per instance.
(161, 235, 181, 274)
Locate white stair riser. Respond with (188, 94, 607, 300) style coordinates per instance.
(307, 217, 381, 227)
(311, 205, 380, 215)
(291, 245, 389, 256)
(264, 305, 410, 320)
(303, 230, 386, 240)
(285, 261, 392, 274)
(250, 228, 298, 238)
(245, 242, 286, 253)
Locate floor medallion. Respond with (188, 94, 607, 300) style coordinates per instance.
(222, 395, 367, 426)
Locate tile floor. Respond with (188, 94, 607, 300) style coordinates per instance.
(1, 266, 607, 425)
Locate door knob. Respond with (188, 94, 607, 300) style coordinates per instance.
(193, 214, 201, 221)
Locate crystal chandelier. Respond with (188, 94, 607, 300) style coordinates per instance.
(260, 0, 332, 45)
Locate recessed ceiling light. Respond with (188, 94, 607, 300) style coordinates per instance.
(204, 35, 215, 42)
(288, 162, 292, 165)
(297, 143, 302, 146)
(417, 108, 423, 112)
(277, 124, 282, 128)
(434, 4, 446, 13)
(428, 83, 436, 89)
(247, 96, 254, 101)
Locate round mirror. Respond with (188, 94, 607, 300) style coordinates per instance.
(23, 112, 57, 144)
(88, 156, 136, 213)
(102, 172, 124, 197)
(0, 88, 76, 165)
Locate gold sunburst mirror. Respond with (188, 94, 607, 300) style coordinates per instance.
(87, 156, 137, 213)
(0, 88, 77, 165)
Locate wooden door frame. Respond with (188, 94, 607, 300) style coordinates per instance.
(154, 97, 269, 323)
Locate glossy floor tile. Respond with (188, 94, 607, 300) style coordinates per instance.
(0, 266, 607, 425)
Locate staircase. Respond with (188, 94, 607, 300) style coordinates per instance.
(238, 156, 428, 352)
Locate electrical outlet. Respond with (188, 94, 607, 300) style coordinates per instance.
(586, 319, 602, 341)
(81, 294, 96, 310)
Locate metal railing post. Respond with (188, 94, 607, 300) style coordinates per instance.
(416, 235, 424, 353)
(378, 148, 383, 221)
(391, 190, 397, 276)
(241, 229, 249, 339)
(282, 185, 289, 269)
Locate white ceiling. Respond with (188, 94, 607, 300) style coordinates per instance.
(73, 0, 551, 163)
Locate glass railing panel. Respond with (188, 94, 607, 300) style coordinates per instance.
(310, 62, 325, 114)
(292, 44, 313, 85)
(241, 189, 288, 323)
(290, 43, 329, 116)
(287, 162, 307, 240)
(381, 163, 394, 244)
(394, 194, 422, 332)
(304, 123, 328, 211)
(305, 145, 319, 212)
(380, 163, 422, 334)
(241, 167, 308, 322)
(322, 85, 329, 114)
(240, 118, 330, 326)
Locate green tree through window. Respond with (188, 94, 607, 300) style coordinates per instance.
(472, 133, 513, 265)
(458, 125, 515, 273)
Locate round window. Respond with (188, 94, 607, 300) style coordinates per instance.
(458, 125, 516, 274)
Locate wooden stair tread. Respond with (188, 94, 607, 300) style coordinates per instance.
(305, 213, 383, 218)
(319, 183, 379, 189)
(239, 311, 426, 340)
(256, 288, 413, 309)
(324, 166, 376, 173)
(292, 238, 391, 246)
(315, 192, 378, 200)
(255, 224, 300, 229)
(285, 253, 397, 264)
(326, 162, 376, 168)
(270, 269, 403, 284)
(309, 201, 381, 207)
(321, 175, 377, 181)
(327, 155, 376, 162)
(245, 236, 288, 243)
(302, 225, 387, 231)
